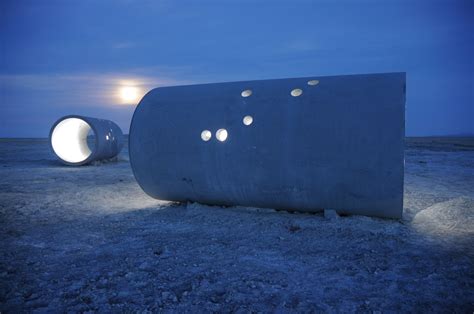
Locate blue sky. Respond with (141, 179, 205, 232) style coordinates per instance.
(1, 0, 472, 137)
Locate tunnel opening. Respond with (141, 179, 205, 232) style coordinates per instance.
(51, 117, 95, 164)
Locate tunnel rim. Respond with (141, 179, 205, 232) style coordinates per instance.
(128, 88, 159, 198)
(49, 114, 99, 166)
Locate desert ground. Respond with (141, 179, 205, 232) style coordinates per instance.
(0, 137, 473, 312)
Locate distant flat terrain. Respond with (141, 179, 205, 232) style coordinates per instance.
(0, 137, 473, 312)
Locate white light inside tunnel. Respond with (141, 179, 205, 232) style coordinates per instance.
(201, 130, 212, 141)
(216, 129, 228, 142)
(51, 118, 93, 163)
(243, 115, 253, 126)
(241, 89, 252, 97)
(291, 88, 303, 97)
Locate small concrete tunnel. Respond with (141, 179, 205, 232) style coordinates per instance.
(50, 115, 124, 166)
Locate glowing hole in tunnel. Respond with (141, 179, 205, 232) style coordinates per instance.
(201, 130, 212, 141)
(291, 89, 303, 97)
(216, 129, 228, 142)
(241, 89, 252, 97)
(51, 118, 94, 164)
(307, 80, 319, 86)
(243, 115, 253, 126)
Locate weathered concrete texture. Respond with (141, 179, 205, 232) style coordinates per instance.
(129, 73, 406, 218)
(50, 115, 124, 166)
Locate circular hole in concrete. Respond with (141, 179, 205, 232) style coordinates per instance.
(201, 130, 212, 141)
(241, 89, 252, 97)
(291, 88, 303, 97)
(243, 115, 253, 126)
(216, 129, 228, 142)
(51, 117, 94, 164)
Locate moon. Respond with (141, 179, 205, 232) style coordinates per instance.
(119, 86, 140, 104)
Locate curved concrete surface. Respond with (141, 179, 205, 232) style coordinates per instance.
(129, 73, 406, 218)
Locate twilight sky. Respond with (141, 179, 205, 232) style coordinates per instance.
(1, 0, 472, 137)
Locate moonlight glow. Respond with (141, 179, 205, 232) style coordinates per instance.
(119, 86, 140, 104)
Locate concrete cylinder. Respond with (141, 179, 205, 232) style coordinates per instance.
(50, 115, 124, 166)
(129, 73, 405, 218)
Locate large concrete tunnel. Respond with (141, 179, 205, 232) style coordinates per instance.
(50, 115, 124, 166)
(129, 73, 406, 218)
